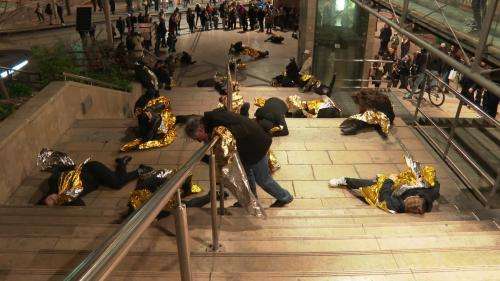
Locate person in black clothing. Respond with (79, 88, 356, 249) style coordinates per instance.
(184, 111, 293, 207)
(459, 74, 477, 102)
(56, 3, 64, 25)
(134, 87, 159, 113)
(329, 176, 440, 214)
(397, 55, 411, 89)
(38, 149, 146, 206)
(187, 8, 196, 33)
(248, 3, 256, 30)
(272, 57, 299, 87)
(265, 35, 284, 44)
(195, 4, 202, 27)
(257, 7, 265, 32)
(45, 3, 53, 25)
(116, 17, 125, 41)
(153, 60, 172, 90)
(340, 89, 395, 138)
(110, 0, 116, 14)
(255, 97, 289, 137)
(167, 32, 177, 53)
(378, 24, 392, 55)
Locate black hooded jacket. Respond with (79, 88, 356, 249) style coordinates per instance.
(202, 110, 272, 165)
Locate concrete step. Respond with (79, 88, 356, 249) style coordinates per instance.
(0, 220, 495, 240)
(0, 204, 462, 218)
(0, 209, 476, 227)
(0, 230, 498, 252)
(3, 248, 500, 274)
(4, 266, 500, 281)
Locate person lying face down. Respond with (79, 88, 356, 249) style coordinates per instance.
(37, 149, 152, 206)
(254, 97, 289, 137)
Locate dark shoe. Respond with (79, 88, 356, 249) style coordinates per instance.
(270, 197, 293, 208)
(137, 164, 154, 176)
(116, 155, 132, 166)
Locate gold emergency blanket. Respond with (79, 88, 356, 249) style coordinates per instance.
(359, 156, 436, 213)
(218, 91, 244, 114)
(241, 47, 267, 60)
(348, 110, 390, 135)
(268, 150, 280, 173)
(121, 97, 177, 152)
(128, 168, 203, 211)
(56, 158, 90, 205)
(213, 126, 266, 218)
(254, 97, 266, 107)
(286, 95, 340, 118)
(129, 183, 203, 211)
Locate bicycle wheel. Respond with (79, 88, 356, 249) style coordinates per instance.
(428, 86, 445, 106)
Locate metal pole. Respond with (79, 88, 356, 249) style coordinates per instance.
(209, 150, 219, 251)
(443, 101, 463, 156)
(351, 0, 500, 98)
(472, 0, 498, 71)
(226, 63, 233, 113)
(174, 190, 193, 281)
(401, 0, 409, 25)
(413, 74, 428, 123)
(0, 79, 9, 99)
(103, 0, 114, 46)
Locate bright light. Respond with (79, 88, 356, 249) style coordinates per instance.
(336, 0, 345, 11)
(1, 60, 29, 79)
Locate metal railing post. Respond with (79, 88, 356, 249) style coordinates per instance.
(226, 63, 233, 113)
(413, 73, 428, 123)
(174, 190, 192, 281)
(443, 100, 463, 156)
(209, 150, 219, 251)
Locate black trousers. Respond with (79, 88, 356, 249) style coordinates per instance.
(83, 161, 138, 192)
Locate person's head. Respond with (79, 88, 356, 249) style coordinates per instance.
(303, 49, 311, 58)
(43, 194, 59, 206)
(440, 42, 446, 48)
(184, 116, 209, 142)
(403, 195, 425, 214)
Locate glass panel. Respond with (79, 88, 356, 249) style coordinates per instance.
(313, 0, 370, 88)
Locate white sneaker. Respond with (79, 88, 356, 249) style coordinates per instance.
(329, 177, 347, 187)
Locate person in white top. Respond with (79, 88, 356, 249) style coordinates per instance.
(299, 49, 313, 76)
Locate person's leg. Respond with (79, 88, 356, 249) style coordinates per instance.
(345, 178, 376, 189)
(243, 164, 258, 197)
(250, 154, 292, 203)
(88, 160, 138, 190)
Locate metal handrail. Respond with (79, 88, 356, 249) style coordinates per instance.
(65, 136, 220, 281)
(411, 69, 499, 206)
(62, 72, 129, 92)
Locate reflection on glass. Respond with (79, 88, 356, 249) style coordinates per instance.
(314, 0, 369, 88)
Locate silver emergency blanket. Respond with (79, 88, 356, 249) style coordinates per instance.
(214, 126, 267, 218)
(37, 148, 75, 171)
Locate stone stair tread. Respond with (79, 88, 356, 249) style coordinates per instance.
(0, 231, 498, 253)
(4, 248, 500, 273)
(0, 220, 495, 239)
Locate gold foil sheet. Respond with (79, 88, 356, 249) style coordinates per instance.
(349, 110, 390, 134)
(359, 175, 391, 213)
(190, 184, 203, 194)
(268, 150, 280, 173)
(286, 95, 340, 118)
(212, 126, 266, 218)
(146, 96, 171, 110)
(300, 74, 313, 82)
(56, 158, 90, 205)
(241, 47, 265, 59)
(360, 155, 437, 213)
(129, 189, 153, 210)
(254, 97, 266, 107)
(121, 110, 177, 152)
(218, 91, 244, 114)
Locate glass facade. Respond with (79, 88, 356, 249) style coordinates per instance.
(313, 0, 370, 89)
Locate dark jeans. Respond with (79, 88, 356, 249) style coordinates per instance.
(244, 153, 292, 202)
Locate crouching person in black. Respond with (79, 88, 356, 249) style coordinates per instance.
(255, 97, 289, 137)
(37, 149, 149, 206)
(271, 58, 300, 87)
(340, 88, 395, 138)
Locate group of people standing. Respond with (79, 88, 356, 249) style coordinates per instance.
(34, 1, 66, 25)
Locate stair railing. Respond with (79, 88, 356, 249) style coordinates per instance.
(412, 69, 500, 207)
(65, 136, 221, 281)
(62, 72, 129, 92)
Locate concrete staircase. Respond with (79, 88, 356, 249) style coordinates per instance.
(1, 86, 499, 280)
